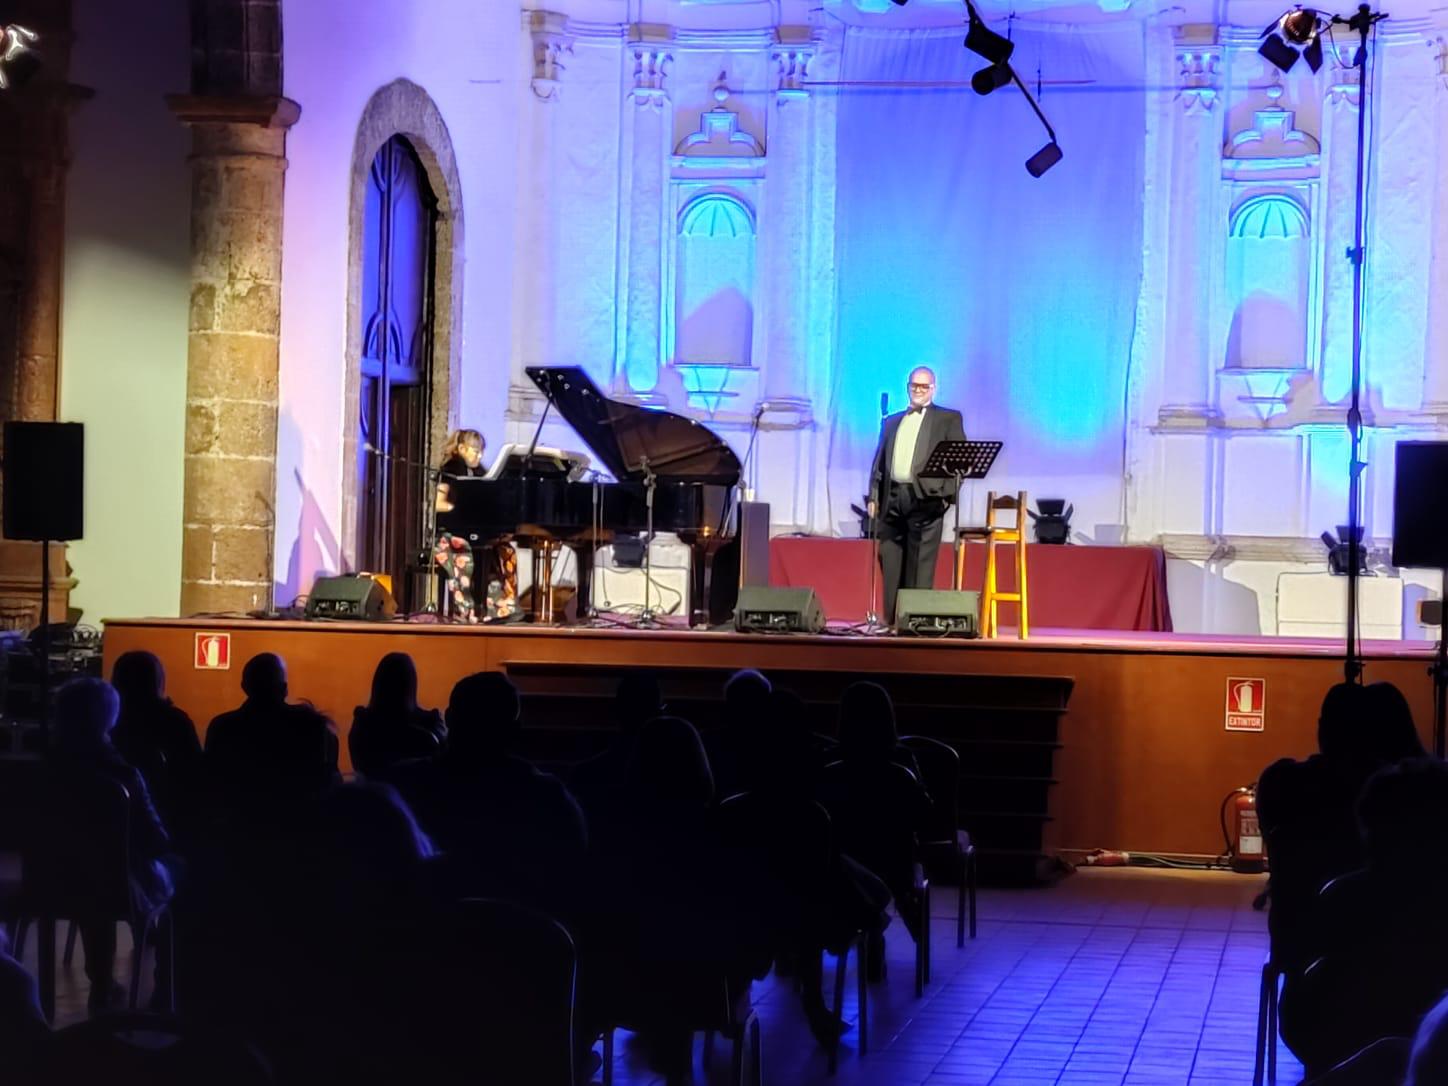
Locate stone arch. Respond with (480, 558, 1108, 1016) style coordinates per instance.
(342, 78, 464, 567)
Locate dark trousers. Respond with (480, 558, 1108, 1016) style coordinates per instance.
(879, 482, 945, 623)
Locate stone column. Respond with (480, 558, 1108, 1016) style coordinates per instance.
(1423, 41, 1448, 422)
(1319, 68, 1360, 406)
(618, 28, 672, 396)
(760, 36, 815, 407)
(511, 11, 570, 408)
(1158, 34, 1222, 426)
(167, 95, 298, 615)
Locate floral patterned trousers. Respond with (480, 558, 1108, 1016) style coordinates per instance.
(434, 534, 518, 621)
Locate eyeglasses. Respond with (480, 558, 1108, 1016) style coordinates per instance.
(909, 383, 934, 391)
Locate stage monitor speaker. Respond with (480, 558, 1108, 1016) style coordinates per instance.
(305, 574, 397, 621)
(734, 585, 824, 634)
(1392, 442, 1448, 569)
(3, 422, 83, 542)
(895, 589, 980, 638)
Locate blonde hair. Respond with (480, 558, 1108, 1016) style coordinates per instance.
(442, 429, 484, 463)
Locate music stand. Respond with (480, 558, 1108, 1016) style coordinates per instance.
(919, 440, 1003, 591)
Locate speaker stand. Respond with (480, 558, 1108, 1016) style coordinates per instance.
(38, 536, 51, 746)
(1434, 567, 1447, 758)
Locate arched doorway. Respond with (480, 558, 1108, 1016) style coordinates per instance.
(357, 135, 437, 607)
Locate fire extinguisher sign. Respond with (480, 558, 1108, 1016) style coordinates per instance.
(1225, 677, 1266, 731)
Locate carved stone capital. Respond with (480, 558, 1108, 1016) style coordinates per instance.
(1175, 50, 1220, 114)
(772, 36, 815, 99)
(628, 26, 672, 107)
(524, 11, 573, 102)
(166, 94, 301, 130)
(1326, 66, 1360, 107)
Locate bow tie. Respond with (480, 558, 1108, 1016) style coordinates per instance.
(907, 405, 927, 414)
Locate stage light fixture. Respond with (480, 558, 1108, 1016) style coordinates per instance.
(971, 61, 1012, 95)
(0, 24, 40, 90)
(1028, 499, 1074, 544)
(1321, 524, 1369, 576)
(1026, 140, 1064, 177)
(965, 18, 1015, 65)
(1259, 7, 1325, 73)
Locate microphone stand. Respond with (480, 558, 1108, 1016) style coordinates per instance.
(862, 396, 890, 633)
(1333, 1, 1386, 684)
(522, 386, 557, 623)
(637, 456, 661, 628)
(366, 441, 444, 615)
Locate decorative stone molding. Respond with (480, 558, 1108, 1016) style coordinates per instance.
(524, 11, 573, 102)
(628, 25, 673, 106)
(1327, 65, 1361, 107)
(772, 33, 815, 99)
(675, 78, 764, 158)
(1175, 38, 1220, 114)
(1225, 86, 1319, 166)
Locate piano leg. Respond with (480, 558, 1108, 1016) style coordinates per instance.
(689, 543, 711, 629)
(573, 545, 597, 622)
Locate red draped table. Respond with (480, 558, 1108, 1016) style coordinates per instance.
(768, 538, 1173, 632)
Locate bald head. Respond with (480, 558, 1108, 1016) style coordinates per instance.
(907, 367, 936, 409)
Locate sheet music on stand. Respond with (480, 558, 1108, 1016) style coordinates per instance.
(919, 440, 1002, 482)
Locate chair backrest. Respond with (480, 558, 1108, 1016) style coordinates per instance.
(718, 790, 833, 884)
(21, 768, 134, 921)
(900, 735, 961, 845)
(39, 1012, 274, 1085)
(985, 491, 1028, 531)
(427, 898, 577, 1086)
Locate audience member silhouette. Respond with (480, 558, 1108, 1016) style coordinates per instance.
(48, 677, 177, 1013)
(1256, 682, 1379, 973)
(387, 672, 586, 918)
(204, 653, 339, 817)
(1280, 757, 1448, 1077)
(721, 690, 890, 1046)
(1406, 990, 1448, 1086)
(821, 681, 931, 953)
(705, 668, 773, 800)
(110, 650, 203, 831)
(568, 671, 663, 821)
(289, 783, 439, 1084)
(1363, 681, 1426, 763)
(347, 653, 446, 779)
(583, 716, 768, 1076)
(0, 931, 46, 1078)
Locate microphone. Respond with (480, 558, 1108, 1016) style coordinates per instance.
(880, 393, 889, 418)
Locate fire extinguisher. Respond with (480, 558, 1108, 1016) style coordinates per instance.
(1221, 785, 1266, 874)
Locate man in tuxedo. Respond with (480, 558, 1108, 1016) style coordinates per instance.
(867, 367, 967, 623)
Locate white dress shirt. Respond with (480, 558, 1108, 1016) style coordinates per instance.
(890, 406, 927, 484)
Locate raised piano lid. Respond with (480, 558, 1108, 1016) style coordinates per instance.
(526, 366, 741, 485)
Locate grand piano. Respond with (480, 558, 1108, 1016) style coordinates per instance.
(440, 366, 741, 626)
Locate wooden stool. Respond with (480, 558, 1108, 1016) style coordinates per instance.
(957, 491, 1029, 639)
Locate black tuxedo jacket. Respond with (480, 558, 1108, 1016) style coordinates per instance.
(869, 404, 967, 508)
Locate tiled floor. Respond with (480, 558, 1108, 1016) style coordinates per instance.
(27, 866, 1300, 1084)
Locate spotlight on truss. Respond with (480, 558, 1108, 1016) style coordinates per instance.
(1258, 7, 1325, 72)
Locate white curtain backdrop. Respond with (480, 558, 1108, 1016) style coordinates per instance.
(826, 23, 1148, 536)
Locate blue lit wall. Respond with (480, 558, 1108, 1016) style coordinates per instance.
(830, 24, 1147, 509)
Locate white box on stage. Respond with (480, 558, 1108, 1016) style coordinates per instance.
(1276, 572, 1403, 640)
(590, 534, 691, 617)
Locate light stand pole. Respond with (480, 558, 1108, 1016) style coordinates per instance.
(1340, 2, 1386, 683)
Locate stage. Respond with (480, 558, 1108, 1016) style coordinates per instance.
(103, 615, 1439, 880)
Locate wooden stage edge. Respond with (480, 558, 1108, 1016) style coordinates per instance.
(103, 617, 1441, 862)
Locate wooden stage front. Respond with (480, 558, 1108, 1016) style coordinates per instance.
(104, 617, 1438, 876)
